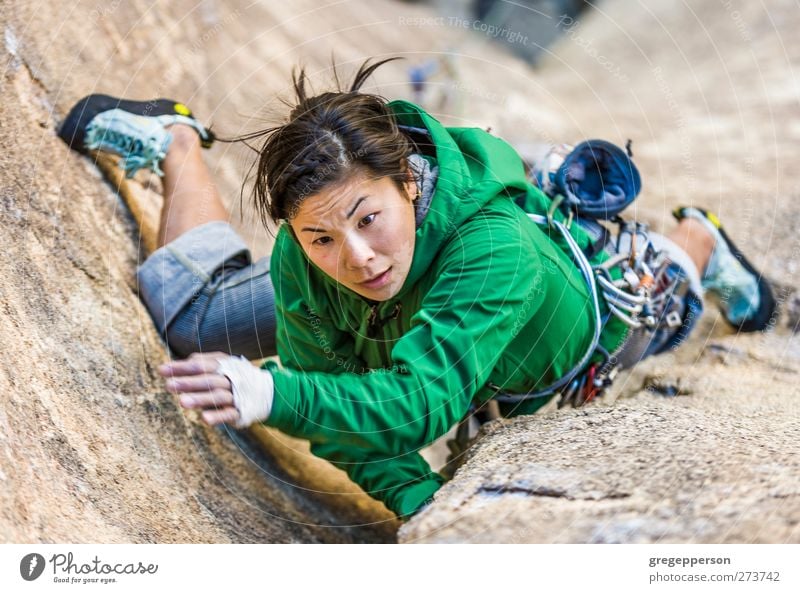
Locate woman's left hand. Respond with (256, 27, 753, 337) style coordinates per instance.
(158, 352, 241, 426)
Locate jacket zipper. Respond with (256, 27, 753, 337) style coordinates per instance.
(366, 303, 403, 362)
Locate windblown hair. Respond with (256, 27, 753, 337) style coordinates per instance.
(232, 57, 415, 227)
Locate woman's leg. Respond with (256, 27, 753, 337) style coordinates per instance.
(665, 217, 715, 277)
(138, 125, 277, 358)
(57, 94, 277, 358)
(668, 207, 773, 331)
(616, 209, 772, 368)
(139, 124, 276, 358)
(158, 124, 229, 247)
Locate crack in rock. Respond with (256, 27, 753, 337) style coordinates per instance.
(477, 484, 631, 501)
(476, 464, 633, 501)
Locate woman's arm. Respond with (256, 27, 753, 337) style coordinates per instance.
(266, 201, 545, 454)
(310, 441, 443, 517)
(161, 201, 546, 452)
(159, 201, 546, 517)
(160, 347, 445, 516)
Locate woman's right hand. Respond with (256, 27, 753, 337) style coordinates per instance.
(158, 352, 241, 426)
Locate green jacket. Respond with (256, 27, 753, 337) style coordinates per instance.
(262, 100, 628, 516)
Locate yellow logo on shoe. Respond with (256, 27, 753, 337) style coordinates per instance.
(173, 103, 191, 116)
(706, 212, 721, 228)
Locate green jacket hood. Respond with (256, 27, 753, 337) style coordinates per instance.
(279, 100, 533, 302)
(388, 99, 532, 296)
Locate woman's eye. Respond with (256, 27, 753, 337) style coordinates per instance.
(358, 213, 377, 228)
(312, 236, 333, 247)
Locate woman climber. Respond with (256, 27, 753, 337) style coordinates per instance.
(57, 57, 775, 518)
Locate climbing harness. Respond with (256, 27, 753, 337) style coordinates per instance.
(487, 211, 603, 404)
(449, 138, 688, 465)
(489, 139, 685, 408)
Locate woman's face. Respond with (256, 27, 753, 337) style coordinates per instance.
(290, 168, 418, 301)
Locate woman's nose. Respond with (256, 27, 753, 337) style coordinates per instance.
(342, 234, 375, 269)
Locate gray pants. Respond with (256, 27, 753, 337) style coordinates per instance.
(137, 221, 277, 359)
(137, 221, 703, 364)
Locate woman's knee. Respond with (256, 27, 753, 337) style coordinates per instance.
(164, 259, 278, 359)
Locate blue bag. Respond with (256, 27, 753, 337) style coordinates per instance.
(553, 139, 642, 220)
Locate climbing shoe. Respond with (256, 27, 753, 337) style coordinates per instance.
(58, 94, 214, 178)
(673, 206, 776, 332)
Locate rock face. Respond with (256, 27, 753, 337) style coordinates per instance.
(402, 388, 800, 543)
(2, 0, 799, 543)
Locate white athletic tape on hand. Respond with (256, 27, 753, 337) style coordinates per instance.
(215, 355, 274, 428)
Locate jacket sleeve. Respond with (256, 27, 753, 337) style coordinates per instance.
(310, 441, 444, 517)
(265, 201, 545, 454)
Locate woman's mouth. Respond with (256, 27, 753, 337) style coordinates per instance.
(360, 267, 392, 290)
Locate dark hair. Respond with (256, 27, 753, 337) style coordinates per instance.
(231, 57, 416, 227)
